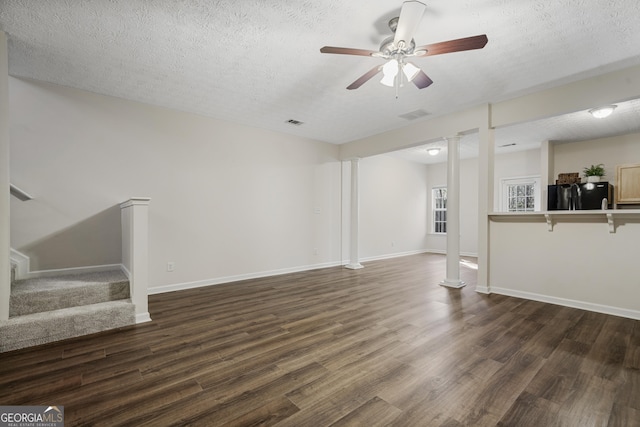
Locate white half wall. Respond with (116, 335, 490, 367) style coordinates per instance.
(489, 218, 640, 319)
(487, 133, 640, 319)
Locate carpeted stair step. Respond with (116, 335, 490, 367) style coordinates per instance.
(10, 270, 130, 317)
(0, 300, 136, 353)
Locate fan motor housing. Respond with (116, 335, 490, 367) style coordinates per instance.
(380, 35, 416, 56)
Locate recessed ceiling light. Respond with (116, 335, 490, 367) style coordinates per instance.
(588, 105, 617, 119)
(427, 148, 440, 156)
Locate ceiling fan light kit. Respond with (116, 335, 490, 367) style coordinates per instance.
(402, 62, 420, 81)
(320, 0, 488, 93)
(379, 60, 395, 87)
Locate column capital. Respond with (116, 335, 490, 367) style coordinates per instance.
(120, 197, 151, 209)
(444, 134, 462, 142)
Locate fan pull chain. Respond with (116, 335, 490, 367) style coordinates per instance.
(395, 60, 401, 99)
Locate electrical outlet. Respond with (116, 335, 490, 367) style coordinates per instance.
(167, 262, 175, 272)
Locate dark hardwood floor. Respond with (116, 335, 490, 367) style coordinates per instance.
(1, 253, 638, 426)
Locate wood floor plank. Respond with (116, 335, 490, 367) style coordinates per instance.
(136, 362, 327, 426)
(69, 378, 204, 425)
(524, 338, 591, 404)
(613, 367, 640, 411)
(1, 253, 638, 426)
(328, 396, 402, 427)
(580, 315, 633, 381)
(222, 396, 300, 427)
(554, 372, 618, 426)
(497, 391, 560, 426)
(455, 351, 546, 425)
(607, 402, 640, 427)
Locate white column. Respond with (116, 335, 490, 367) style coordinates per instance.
(476, 117, 494, 294)
(345, 158, 363, 270)
(120, 197, 152, 323)
(0, 32, 10, 320)
(440, 135, 465, 288)
(540, 140, 554, 211)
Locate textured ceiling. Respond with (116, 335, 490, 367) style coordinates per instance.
(1, 0, 640, 152)
(390, 98, 640, 164)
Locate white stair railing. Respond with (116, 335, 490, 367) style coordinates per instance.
(10, 183, 33, 201)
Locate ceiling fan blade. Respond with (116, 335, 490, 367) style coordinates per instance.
(347, 65, 382, 90)
(411, 68, 433, 89)
(320, 46, 379, 57)
(415, 34, 488, 56)
(393, 1, 426, 49)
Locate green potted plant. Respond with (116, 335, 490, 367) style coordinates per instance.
(583, 163, 605, 183)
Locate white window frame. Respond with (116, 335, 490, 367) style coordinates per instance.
(432, 187, 447, 234)
(500, 176, 541, 212)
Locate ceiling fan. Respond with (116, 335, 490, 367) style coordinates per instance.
(320, 1, 488, 92)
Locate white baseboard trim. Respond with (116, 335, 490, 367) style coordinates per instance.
(120, 264, 131, 280)
(9, 248, 30, 280)
(475, 285, 490, 294)
(425, 249, 479, 257)
(490, 286, 640, 320)
(135, 312, 152, 324)
(344, 263, 364, 270)
(25, 263, 125, 279)
(359, 249, 429, 263)
(150, 250, 439, 295)
(10, 248, 125, 280)
(149, 260, 345, 295)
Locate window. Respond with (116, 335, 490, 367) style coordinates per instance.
(501, 176, 541, 212)
(432, 187, 447, 233)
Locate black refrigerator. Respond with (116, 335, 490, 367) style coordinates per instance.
(548, 182, 613, 210)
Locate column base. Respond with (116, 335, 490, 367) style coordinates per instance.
(345, 263, 364, 270)
(439, 279, 466, 289)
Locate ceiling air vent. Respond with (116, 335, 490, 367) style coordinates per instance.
(286, 119, 304, 126)
(398, 109, 429, 121)
(499, 143, 517, 147)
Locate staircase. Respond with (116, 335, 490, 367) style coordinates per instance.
(0, 269, 136, 352)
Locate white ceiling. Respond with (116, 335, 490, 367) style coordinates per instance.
(1, 0, 640, 159)
(390, 98, 640, 164)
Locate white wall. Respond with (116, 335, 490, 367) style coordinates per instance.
(9, 77, 434, 291)
(425, 157, 479, 256)
(9, 78, 343, 290)
(359, 155, 428, 259)
(493, 149, 542, 211)
(553, 132, 640, 187)
(0, 32, 10, 320)
(423, 148, 542, 256)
